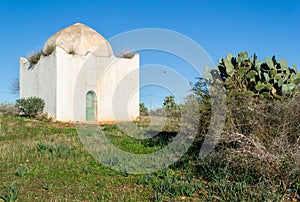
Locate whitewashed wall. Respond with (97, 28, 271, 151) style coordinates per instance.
(20, 52, 57, 117)
(20, 46, 140, 122)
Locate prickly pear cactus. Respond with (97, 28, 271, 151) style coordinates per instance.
(215, 52, 300, 99)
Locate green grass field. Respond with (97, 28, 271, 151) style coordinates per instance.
(0, 116, 154, 201)
(0, 116, 298, 201)
(0, 116, 197, 201)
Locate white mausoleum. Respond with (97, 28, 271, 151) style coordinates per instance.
(20, 23, 140, 122)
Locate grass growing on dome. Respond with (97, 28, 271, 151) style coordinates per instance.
(28, 50, 43, 65)
(43, 44, 55, 57)
(67, 47, 76, 55)
(28, 44, 56, 65)
(119, 51, 136, 59)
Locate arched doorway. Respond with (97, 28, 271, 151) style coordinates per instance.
(86, 91, 97, 122)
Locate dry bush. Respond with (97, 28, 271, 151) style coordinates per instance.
(28, 44, 55, 65)
(0, 102, 18, 117)
(218, 92, 300, 189)
(119, 51, 135, 59)
(28, 50, 43, 65)
(43, 44, 55, 57)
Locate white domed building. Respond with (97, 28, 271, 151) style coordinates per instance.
(20, 23, 140, 122)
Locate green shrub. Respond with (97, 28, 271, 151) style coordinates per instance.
(15, 97, 45, 118)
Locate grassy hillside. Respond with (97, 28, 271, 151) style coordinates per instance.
(0, 116, 153, 201)
(0, 115, 299, 201)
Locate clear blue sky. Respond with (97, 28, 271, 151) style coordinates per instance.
(0, 0, 299, 108)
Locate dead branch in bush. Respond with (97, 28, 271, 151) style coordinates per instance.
(220, 132, 279, 163)
(215, 92, 300, 190)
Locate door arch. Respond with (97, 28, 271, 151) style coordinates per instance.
(86, 91, 97, 122)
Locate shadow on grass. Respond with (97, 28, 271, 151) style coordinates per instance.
(141, 130, 177, 148)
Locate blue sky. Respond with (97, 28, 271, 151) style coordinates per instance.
(0, 0, 299, 108)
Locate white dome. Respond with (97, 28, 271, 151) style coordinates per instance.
(43, 23, 113, 56)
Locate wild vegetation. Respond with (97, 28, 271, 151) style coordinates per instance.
(28, 45, 56, 66)
(212, 52, 300, 99)
(9, 79, 19, 95)
(189, 52, 300, 201)
(1, 52, 299, 201)
(15, 97, 45, 118)
(118, 51, 136, 59)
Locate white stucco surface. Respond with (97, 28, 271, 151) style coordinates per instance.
(20, 23, 140, 122)
(44, 23, 113, 57)
(20, 52, 57, 117)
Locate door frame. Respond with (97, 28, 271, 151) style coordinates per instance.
(86, 91, 97, 122)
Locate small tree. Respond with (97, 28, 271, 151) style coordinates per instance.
(163, 96, 181, 117)
(10, 78, 20, 95)
(163, 96, 176, 110)
(15, 97, 45, 118)
(139, 103, 149, 116)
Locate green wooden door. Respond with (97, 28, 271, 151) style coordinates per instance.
(86, 92, 96, 122)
